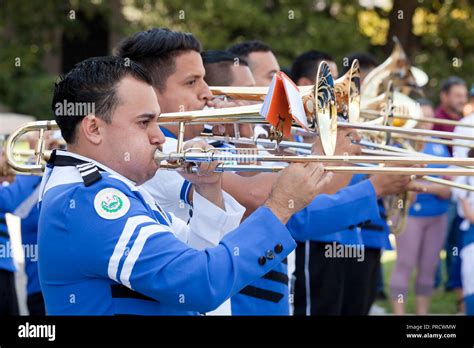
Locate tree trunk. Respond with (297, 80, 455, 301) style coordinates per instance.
(386, 0, 418, 56)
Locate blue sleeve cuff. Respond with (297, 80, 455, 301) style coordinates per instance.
(179, 180, 192, 206)
(220, 206, 296, 284)
(287, 179, 380, 241)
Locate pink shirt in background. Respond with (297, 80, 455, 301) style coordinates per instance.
(434, 106, 462, 154)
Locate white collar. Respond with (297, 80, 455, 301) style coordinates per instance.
(54, 150, 137, 187)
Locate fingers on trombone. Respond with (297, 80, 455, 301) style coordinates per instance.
(303, 162, 324, 186)
(200, 145, 221, 176)
(310, 163, 324, 177)
(407, 180, 427, 193)
(318, 170, 334, 186)
(197, 161, 212, 176)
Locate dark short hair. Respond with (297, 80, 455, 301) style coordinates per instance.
(341, 52, 378, 75)
(440, 76, 466, 94)
(202, 50, 248, 86)
(52, 56, 151, 144)
(227, 40, 272, 60)
(280, 66, 292, 77)
(290, 50, 334, 82)
(116, 28, 201, 91)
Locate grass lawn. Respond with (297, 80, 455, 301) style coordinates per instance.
(375, 250, 459, 315)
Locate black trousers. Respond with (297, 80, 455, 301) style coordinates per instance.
(293, 241, 381, 316)
(294, 241, 346, 316)
(27, 292, 46, 316)
(0, 269, 19, 316)
(341, 247, 381, 315)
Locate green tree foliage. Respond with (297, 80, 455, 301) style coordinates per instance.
(0, 0, 472, 119)
(123, 0, 371, 68)
(0, 0, 111, 119)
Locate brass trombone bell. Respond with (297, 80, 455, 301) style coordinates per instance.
(210, 60, 361, 123)
(361, 36, 428, 99)
(334, 59, 361, 123)
(360, 90, 421, 128)
(208, 62, 446, 147)
(5, 120, 58, 173)
(311, 61, 337, 156)
(165, 61, 340, 155)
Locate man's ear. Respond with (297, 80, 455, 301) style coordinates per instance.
(80, 115, 102, 145)
(297, 77, 314, 86)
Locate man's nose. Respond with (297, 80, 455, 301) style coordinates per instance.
(200, 81, 213, 102)
(150, 125, 166, 146)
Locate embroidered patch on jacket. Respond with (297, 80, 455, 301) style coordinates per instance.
(94, 188, 130, 220)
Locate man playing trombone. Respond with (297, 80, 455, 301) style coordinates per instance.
(38, 55, 336, 315)
(115, 28, 416, 316)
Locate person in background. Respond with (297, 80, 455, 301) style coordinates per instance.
(433, 76, 468, 151)
(341, 52, 390, 306)
(290, 50, 339, 84)
(289, 50, 339, 145)
(340, 52, 377, 82)
(453, 148, 474, 315)
(227, 40, 280, 87)
(0, 151, 19, 316)
(390, 100, 452, 315)
(227, 40, 280, 139)
(448, 112, 474, 314)
(435, 77, 470, 312)
(1, 174, 43, 315)
(290, 51, 416, 316)
(462, 84, 474, 117)
(117, 29, 384, 316)
(0, 134, 59, 316)
(201, 49, 259, 178)
(202, 50, 255, 88)
(454, 86, 474, 159)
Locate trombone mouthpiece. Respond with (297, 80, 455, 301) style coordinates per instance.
(154, 150, 182, 163)
(153, 150, 168, 163)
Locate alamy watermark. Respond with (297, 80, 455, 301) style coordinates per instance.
(0, 241, 38, 262)
(324, 242, 365, 262)
(18, 322, 55, 341)
(54, 100, 95, 117)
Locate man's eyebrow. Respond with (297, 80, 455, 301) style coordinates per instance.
(135, 112, 156, 119)
(183, 72, 204, 80)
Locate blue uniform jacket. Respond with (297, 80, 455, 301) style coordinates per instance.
(323, 174, 391, 250)
(38, 150, 297, 315)
(0, 176, 42, 277)
(231, 178, 381, 315)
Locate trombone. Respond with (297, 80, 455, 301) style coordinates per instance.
(390, 134, 474, 149)
(206, 63, 474, 149)
(361, 36, 428, 99)
(6, 119, 474, 176)
(155, 62, 474, 177)
(4, 65, 473, 176)
(5, 120, 56, 174)
(157, 155, 474, 176)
